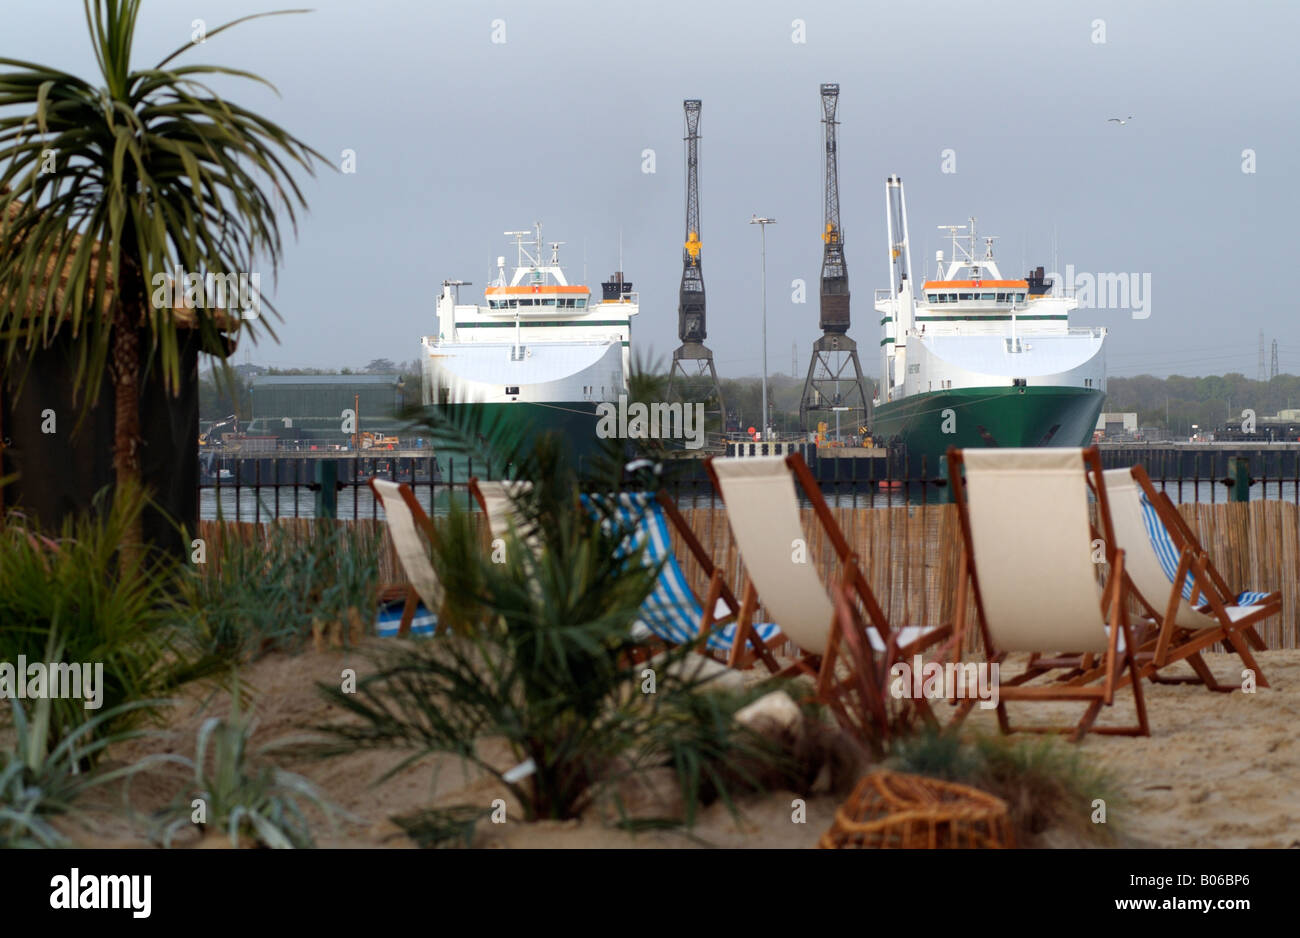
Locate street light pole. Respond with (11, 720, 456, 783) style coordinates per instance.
(750, 215, 776, 440)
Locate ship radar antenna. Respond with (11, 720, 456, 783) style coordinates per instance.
(937, 224, 967, 269)
(442, 279, 470, 304)
(505, 229, 532, 270)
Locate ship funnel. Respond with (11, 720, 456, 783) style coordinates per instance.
(601, 271, 634, 301)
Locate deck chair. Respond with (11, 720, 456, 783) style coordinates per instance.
(1100, 466, 1276, 690)
(468, 478, 533, 539)
(590, 491, 785, 671)
(1142, 468, 1275, 641)
(705, 454, 950, 716)
(368, 478, 443, 637)
(947, 447, 1149, 742)
(472, 478, 783, 670)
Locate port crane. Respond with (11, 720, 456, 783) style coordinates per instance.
(666, 99, 727, 429)
(799, 83, 870, 437)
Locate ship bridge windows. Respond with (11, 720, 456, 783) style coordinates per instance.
(927, 290, 1036, 305)
(487, 297, 591, 310)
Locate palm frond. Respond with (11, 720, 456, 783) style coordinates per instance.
(0, 1, 325, 417)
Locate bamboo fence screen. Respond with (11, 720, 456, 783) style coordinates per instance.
(198, 499, 1300, 651)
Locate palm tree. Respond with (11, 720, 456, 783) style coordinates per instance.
(0, 0, 323, 551)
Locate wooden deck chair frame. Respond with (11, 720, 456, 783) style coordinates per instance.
(1123, 465, 1276, 689)
(828, 580, 898, 747)
(469, 478, 781, 671)
(705, 453, 951, 669)
(368, 477, 439, 638)
(705, 453, 951, 723)
(947, 446, 1150, 742)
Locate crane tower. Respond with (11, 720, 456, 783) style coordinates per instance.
(799, 83, 870, 437)
(666, 99, 727, 427)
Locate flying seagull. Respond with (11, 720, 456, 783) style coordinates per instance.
(1108, 116, 1134, 125)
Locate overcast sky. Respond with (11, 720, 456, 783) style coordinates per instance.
(9, 0, 1300, 379)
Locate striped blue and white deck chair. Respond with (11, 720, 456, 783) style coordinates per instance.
(369, 478, 442, 638)
(1102, 466, 1276, 690)
(375, 595, 438, 637)
(587, 491, 785, 671)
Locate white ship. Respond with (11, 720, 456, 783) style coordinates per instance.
(872, 176, 1107, 473)
(421, 224, 637, 447)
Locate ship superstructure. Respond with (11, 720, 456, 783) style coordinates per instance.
(872, 176, 1106, 473)
(421, 224, 636, 444)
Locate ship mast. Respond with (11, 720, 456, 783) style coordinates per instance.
(884, 175, 916, 398)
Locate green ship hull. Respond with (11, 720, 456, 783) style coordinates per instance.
(429, 400, 604, 478)
(871, 386, 1106, 477)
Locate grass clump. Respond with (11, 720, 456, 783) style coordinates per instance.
(138, 685, 341, 848)
(389, 805, 489, 849)
(889, 727, 1126, 845)
(178, 520, 382, 663)
(1, 689, 158, 848)
(0, 487, 215, 757)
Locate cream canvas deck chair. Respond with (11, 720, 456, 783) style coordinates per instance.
(368, 478, 443, 637)
(705, 453, 950, 715)
(471, 478, 783, 670)
(1100, 466, 1276, 690)
(947, 447, 1149, 742)
(468, 478, 534, 543)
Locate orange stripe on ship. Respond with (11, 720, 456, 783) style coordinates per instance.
(921, 280, 1027, 289)
(485, 285, 592, 294)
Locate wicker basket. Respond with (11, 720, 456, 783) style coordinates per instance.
(819, 770, 1014, 849)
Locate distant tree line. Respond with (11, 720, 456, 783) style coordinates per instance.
(1103, 373, 1300, 435)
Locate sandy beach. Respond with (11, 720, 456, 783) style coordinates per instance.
(63, 646, 1300, 849)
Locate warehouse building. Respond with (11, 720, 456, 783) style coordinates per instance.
(244, 373, 408, 442)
